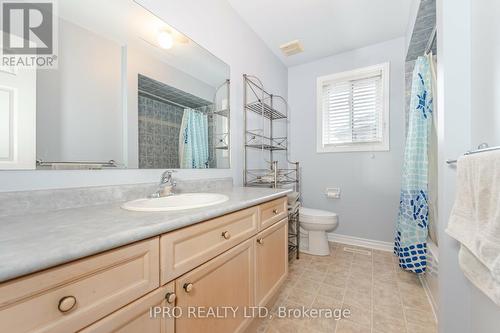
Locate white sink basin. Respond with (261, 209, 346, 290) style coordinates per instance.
(121, 193, 229, 212)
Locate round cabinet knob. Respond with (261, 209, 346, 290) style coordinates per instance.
(183, 283, 194, 293)
(165, 292, 176, 304)
(58, 296, 77, 313)
(257, 238, 264, 245)
(272, 209, 279, 215)
(222, 231, 231, 240)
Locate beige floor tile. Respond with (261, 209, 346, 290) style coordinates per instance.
(295, 277, 322, 294)
(266, 318, 304, 333)
(373, 278, 399, 291)
(301, 269, 327, 283)
(310, 254, 334, 263)
(336, 320, 371, 333)
(401, 292, 434, 312)
(331, 256, 354, 266)
(328, 262, 352, 273)
(287, 288, 317, 307)
(342, 303, 371, 328)
(320, 283, 345, 301)
(397, 270, 421, 285)
(373, 297, 403, 314)
(343, 288, 372, 309)
(270, 297, 301, 315)
(284, 273, 302, 286)
(373, 286, 401, 307)
(406, 322, 438, 333)
(372, 311, 407, 333)
(373, 270, 397, 283)
(346, 278, 372, 294)
(309, 262, 330, 274)
(259, 244, 437, 333)
(404, 307, 437, 327)
(303, 316, 337, 333)
(312, 294, 342, 309)
(323, 273, 348, 289)
(349, 269, 373, 282)
(398, 280, 427, 296)
(373, 303, 405, 319)
(372, 250, 395, 259)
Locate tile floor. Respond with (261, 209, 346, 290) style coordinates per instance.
(258, 242, 437, 333)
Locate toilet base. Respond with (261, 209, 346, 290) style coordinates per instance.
(300, 230, 331, 256)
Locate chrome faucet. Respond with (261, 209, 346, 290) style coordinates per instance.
(152, 170, 177, 198)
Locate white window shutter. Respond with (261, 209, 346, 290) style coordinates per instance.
(321, 67, 386, 148)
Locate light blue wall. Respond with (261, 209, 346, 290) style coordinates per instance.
(287, 37, 406, 243)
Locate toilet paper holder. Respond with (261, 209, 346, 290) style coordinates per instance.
(325, 188, 341, 199)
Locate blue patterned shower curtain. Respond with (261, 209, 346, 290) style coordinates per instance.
(179, 109, 209, 168)
(394, 56, 434, 274)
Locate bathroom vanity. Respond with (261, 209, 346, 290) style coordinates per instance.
(0, 186, 289, 333)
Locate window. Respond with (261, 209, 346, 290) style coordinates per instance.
(316, 63, 390, 153)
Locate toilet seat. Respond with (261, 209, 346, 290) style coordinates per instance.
(299, 207, 337, 224)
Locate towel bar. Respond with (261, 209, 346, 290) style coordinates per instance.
(446, 144, 499, 164)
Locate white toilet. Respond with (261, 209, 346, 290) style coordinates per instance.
(299, 207, 338, 256)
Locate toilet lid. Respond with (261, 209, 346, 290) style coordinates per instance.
(299, 207, 337, 224)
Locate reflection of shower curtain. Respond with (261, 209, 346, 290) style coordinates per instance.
(394, 56, 434, 274)
(179, 109, 209, 168)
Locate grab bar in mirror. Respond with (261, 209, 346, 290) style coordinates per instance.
(36, 160, 118, 167)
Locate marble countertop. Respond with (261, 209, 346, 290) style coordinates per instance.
(0, 186, 291, 283)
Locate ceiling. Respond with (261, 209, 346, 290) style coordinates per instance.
(228, 0, 418, 67)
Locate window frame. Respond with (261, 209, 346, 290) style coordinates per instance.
(316, 62, 390, 153)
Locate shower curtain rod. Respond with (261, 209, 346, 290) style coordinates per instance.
(446, 145, 500, 164)
(138, 89, 212, 112)
(138, 89, 191, 109)
(425, 26, 437, 55)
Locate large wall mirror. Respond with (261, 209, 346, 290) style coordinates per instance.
(34, 0, 230, 170)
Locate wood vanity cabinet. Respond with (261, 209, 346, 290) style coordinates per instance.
(79, 283, 175, 333)
(0, 238, 159, 333)
(255, 219, 288, 307)
(0, 196, 288, 333)
(174, 238, 255, 333)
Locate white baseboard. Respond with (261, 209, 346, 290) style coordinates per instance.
(327, 233, 394, 252)
(419, 275, 438, 322)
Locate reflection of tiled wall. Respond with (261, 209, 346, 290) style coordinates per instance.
(138, 95, 184, 169)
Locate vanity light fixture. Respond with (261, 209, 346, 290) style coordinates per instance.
(158, 30, 174, 49)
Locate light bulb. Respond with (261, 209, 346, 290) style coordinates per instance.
(158, 30, 173, 49)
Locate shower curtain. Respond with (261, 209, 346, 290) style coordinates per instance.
(394, 56, 434, 274)
(179, 109, 209, 168)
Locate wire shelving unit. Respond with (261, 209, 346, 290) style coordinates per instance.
(243, 74, 300, 260)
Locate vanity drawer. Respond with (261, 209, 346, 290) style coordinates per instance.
(160, 206, 258, 284)
(79, 283, 175, 333)
(0, 238, 160, 333)
(259, 197, 287, 230)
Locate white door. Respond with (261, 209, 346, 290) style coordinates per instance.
(0, 65, 36, 169)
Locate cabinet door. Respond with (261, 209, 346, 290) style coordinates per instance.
(255, 219, 288, 306)
(79, 283, 175, 333)
(175, 239, 255, 333)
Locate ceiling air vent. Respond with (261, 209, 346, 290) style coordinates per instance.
(280, 40, 304, 56)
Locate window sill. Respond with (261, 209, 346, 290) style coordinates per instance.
(316, 143, 390, 153)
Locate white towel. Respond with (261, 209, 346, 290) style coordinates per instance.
(288, 201, 300, 214)
(287, 191, 300, 205)
(446, 150, 500, 305)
